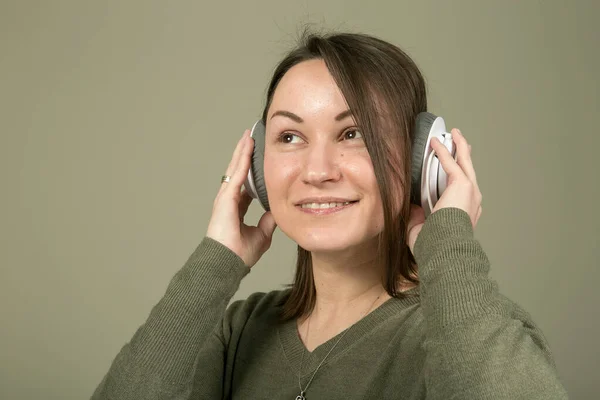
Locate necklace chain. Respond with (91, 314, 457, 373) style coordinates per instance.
(296, 291, 383, 399)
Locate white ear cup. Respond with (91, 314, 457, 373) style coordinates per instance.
(436, 132, 456, 199)
(420, 115, 455, 216)
(244, 120, 262, 201)
(244, 120, 270, 210)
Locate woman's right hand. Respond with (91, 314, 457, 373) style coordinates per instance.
(206, 129, 277, 267)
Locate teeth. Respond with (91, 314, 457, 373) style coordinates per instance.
(301, 202, 351, 209)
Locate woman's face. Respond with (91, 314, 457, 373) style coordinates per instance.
(264, 59, 385, 253)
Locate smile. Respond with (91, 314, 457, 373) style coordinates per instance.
(296, 201, 359, 214)
(300, 201, 351, 209)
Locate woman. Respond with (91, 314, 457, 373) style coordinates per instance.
(92, 32, 568, 399)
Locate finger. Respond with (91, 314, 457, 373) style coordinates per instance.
(238, 188, 253, 219)
(407, 204, 425, 233)
(431, 137, 463, 178)
(452, 129, 478, 185)
(225, 133, 254, 193)
(218, 130, 250, 195)
(225, 131, 249, 177)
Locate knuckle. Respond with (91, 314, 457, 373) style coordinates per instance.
(462, 178, 474, 190)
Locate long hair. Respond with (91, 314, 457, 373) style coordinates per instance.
(261, 30, 427, 321)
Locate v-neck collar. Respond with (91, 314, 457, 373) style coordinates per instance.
(277, 289, 420, 377)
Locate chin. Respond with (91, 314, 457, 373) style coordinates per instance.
(285, 226, 374, 254)
(271, 203, 384, 254)
(297, 238, 353, 253)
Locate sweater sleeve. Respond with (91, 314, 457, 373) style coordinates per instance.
(414, 208, 569, 400)
(90, 237, 250, 400)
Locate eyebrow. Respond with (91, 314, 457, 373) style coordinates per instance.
(270, 109, 353, 123)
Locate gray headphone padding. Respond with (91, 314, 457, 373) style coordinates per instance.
(250, 120, 270, 211)
(410, 112, 437, 206)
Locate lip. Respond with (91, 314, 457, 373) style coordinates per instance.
(294, 197, 358, 205)
(295, 198, 359, 215)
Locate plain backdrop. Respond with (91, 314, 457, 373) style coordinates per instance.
(1, 1, 598, 399)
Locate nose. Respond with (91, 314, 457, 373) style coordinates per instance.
(301, 141, 341, 186)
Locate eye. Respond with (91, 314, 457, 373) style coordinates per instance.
(278, 132, 303, 144)
(342, 129, 363, 140)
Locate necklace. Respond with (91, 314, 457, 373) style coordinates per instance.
(295, 291, 383, 400)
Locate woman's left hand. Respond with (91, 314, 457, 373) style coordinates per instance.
(407, 128, 483, 254)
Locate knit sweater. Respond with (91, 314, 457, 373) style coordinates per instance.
(91, 208, 568, 399)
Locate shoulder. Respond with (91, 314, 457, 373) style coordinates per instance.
(224, 288, 290, 327)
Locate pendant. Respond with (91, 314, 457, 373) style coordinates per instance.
(296, 391, 306, 400)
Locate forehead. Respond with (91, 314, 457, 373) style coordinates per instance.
(268, 59, 348, 117)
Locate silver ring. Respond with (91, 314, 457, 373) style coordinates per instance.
(221, 175, 231, 183)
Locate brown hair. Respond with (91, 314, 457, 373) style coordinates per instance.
(262, 30, 427, 321)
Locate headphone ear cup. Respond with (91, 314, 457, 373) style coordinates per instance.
(436, 132, 456, 197)
(248, 120, 270, 211)
(410, 112, 437, 207)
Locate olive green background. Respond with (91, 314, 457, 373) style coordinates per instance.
(1, 1, 598, 399)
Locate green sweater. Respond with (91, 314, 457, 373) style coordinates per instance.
(91, 208, 568, 399)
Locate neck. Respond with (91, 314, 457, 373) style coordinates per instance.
(307, 241, 390, 323)
(297, 246, 388, 352)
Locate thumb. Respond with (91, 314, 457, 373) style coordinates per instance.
(257, 211, 277, 241)
(407, 224, 423, 256)
(407, 205, 425, 255)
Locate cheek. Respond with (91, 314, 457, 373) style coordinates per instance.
(344, 153, 385, 218)
(343, 151, 379, 191)
(264, 153, 302, 230)
(264, 152, 299, 198)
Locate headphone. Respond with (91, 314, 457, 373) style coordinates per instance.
(243, 112, 456, 217)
